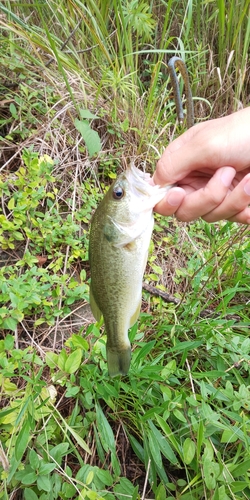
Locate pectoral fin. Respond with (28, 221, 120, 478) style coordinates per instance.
(89, 284, 102, 322)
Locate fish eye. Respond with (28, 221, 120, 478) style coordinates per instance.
(113, 185, 124, 200)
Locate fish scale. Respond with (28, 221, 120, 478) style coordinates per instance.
(89, 164, 172, 377)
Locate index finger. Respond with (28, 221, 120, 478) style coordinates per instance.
(153, 108, 250, 186)
(153, 123, 221, 185)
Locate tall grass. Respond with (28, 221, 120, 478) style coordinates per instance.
(0, 1, 250, 499)
(1, 0, 249, 134)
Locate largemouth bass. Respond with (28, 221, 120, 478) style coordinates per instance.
(89, 164, 172, 377)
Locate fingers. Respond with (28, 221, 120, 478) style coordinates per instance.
(153, 127, 197, 185)
(173, 167, 236, 221)
(229, 207, 250, 224)
(154, 168, 250, 224)
(228, 207, 250, 224)
(154, 107, 250, 186)
(154, 187, 186, 216)
(203, 173, 250, 223)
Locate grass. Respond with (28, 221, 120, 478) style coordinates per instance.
(0, 0, 250, 499)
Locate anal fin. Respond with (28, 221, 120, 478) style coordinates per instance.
(129, 299, 141, 328)
(89, 284, 103, 322)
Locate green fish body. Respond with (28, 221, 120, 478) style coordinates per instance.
(89, 164, 172, 377)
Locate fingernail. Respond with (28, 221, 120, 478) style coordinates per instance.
(244, 179, 250, 196)
(221, 167, 235, 187)
(167, 189, 184, 206)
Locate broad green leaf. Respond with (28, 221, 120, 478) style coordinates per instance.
(53, 473, 62, 497)
(173, 409, 187, 423)
(39, 462, 56, 475)
(79, 109, 99, 120)
(155, 483, 167, 500)
(24, 489, 39, 500)
(148, 431, 163, 469)
(221, 429, 239, 443)
(148, 421, 178, 465)
(9, 102, 17, 117)
(58, 349, 67, 371)
(203, 458, 220, 490)
(128, 433, 144, 462)
(231, 458, 250, 478)
(132, 340, 155, 364)
(34, 318, 46, 327)
(203, 440, 214, 461)
(155, 415, 180, 454)
(86, 491, 101, 500)
(65, 334, 88, 351)
(21, 472, 37, 485)
(62, 482, 77, 498)
(197, 420, 204, 456)
(5, 456, 19, 484)
(114, 477, 136, 500)
(183, 438, 196, 465)
(161, 359, 176, 378)
(64, 348, 82, 374)
(65, 423, 91, 455)
(96, 468, 113, 487)
(111, 450, 121, 477)
(230, 481, 250, 493)
(93, 423, 105, 463)
(49, 443, 69, 465)
(45, 351, 58, 369)
(168, 340, 203, 353)
(3, 378, 17, 393)
(15, 419, 31, 461)
(96, 404, 116, 452)
(214, 485, 230, 500)
(4, 334, 14, 350)
(8, 291, 22, 309)
(29, 449, 40, 470)
(37, 475, 51, 492)
(132, 486, 140, 500)
(75, 464, 92, 482)
(74, 119, 101, 157)
(65, 385, 80, 397)
(86, 470, 94, 485)
(15, 397, 31, 425)
(3, 316, 18, 331)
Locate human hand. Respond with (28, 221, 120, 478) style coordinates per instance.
(153, 107, 250, 224)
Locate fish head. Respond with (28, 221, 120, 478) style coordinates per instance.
(97, 163, 173, 247)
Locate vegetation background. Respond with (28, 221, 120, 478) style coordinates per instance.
(0, 0, 250, 499)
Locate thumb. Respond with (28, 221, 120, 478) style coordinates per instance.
(154, 186, 185, 216)
(153, 127, 199, 185)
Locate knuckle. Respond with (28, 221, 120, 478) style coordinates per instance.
(175, 209, 194, 223)
(202, 214, 218, 223)
(204, 188, 226, 207)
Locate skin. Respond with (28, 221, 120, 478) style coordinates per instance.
(153, 107, 250, 224)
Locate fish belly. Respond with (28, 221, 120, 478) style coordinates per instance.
(90, 221, 153, 376)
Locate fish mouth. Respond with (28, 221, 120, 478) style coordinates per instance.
(126, 163, 173, 200)
(126, 164, 153, 196)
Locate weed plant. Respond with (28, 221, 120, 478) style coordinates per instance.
(0, 1, 250, 499)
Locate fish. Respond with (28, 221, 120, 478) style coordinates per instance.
(89, 163, 172, 377)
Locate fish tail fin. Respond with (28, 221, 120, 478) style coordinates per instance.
(107, 346, 131, 378)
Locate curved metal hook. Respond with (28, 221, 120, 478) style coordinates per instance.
(168, 56, 194, 129)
